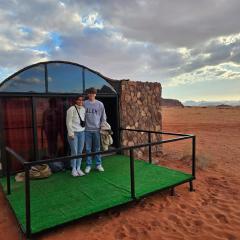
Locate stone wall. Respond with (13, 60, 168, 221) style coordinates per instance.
(119, 80, 162, 161)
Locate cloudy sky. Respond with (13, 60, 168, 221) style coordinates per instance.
(0, 0, 240, 101)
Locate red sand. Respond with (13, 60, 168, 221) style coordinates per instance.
(1, 106, 240, 240)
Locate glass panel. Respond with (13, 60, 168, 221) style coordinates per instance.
(47, 63, 83, 93)
(36, 97, 71, 160)
(0, 64, 45, 92)
(85, 69, 116, 94)
(2, 98, 34, 171)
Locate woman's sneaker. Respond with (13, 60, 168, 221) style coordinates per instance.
(96, 165, 104, 172)
(77, 169, 85, 177)
(72, 169, 78, 177)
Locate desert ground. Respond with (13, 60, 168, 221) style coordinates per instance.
(0, 106, 240, 240)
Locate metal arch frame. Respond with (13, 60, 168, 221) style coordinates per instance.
(4, 128, 196, 239)
(0, 60, 118, 95)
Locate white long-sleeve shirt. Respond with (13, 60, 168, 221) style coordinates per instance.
(66, 105, 85, 137)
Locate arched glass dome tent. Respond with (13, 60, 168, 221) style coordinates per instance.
(0, 61, 120, 173)
(0, 61, 196, 239)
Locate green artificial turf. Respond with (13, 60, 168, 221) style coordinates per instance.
(0, 155, 192, 234)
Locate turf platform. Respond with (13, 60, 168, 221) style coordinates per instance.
(0, 155, 192, 234)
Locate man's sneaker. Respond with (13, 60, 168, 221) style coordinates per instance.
(77, 169, 85, 177)
(96, 165, 104, 172)
(72, 169, 78, 177)
(85, 166, 91, 174)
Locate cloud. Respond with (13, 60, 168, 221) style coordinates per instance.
(165, 62, 240, 87)
(70, 0, 240, 47)
(0, 0, 240, 102)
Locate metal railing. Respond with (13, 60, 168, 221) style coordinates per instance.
(4, 128, 196, 238)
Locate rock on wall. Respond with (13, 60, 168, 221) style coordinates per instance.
(119, 80, 162, 160)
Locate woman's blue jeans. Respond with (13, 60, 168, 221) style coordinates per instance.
(68, 131, 85, 170)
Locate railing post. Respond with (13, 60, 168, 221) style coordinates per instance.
(189, 180, 194, 192)
(118, 128, 123, 155)
(148, 132, 152, 164)
(170, 187, 175, 196)
(25, 165, 31, 239)
(192, 136, 196, 178)
(6, 153, 11, 195)
(129, 148, 136, 199)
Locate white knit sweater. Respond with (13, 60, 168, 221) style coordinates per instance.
(66, 105, 85, 137)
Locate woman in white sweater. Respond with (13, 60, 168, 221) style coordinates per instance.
(66, 95, 86, 177)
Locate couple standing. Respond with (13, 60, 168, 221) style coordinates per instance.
(66, 87, 106, 177)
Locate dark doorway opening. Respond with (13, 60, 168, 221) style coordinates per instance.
(97, 96, 119, 148)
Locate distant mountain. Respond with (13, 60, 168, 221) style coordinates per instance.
(161, 98, 184, 107)
(183, 100, 240, 107)
(216, 104, 232, 108)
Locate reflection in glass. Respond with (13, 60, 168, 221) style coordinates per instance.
(85, 69, 116, 94)
(37, 97, 70, 161)
(0, 65, 45, 92)
(48, 63, 83, 93)
(42, 98, 61, 158)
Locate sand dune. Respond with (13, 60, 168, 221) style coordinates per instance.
(0, 106, 240, 240)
